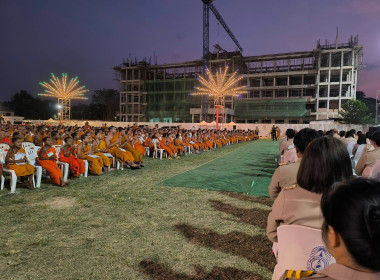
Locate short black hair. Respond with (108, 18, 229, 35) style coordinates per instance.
(357, 134, 367, 145)
(64, 137, 72, 143)
(372, 131, 380, 146)
(345, 130, 354, 138)
(339, 131, 346, 137)
(285, 129, 295, 139)
(293, 128, 320, 154)
(297, 137, 352, 194)
(321, 178, 380, 271)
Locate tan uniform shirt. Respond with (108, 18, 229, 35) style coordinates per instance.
(268, 158, 301, 199)
(340, 137, 356, 147)
(279, 138, 294, 155)
(355, 147, 380, 176)
(266, 185, 323, 243)
(281, 263, 380, 279)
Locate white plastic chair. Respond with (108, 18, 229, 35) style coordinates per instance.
(347, 142, 355, 158)
(152, 141, 164, 160)
(185, 145, 191, 155)
(22, 142, 35, 149)
(0, 143, 10, 149)
(53, 145, 69, 182)
(24, 146, 42, 188)
(272, 225, 335, 280)
(0, 148, 36, 194)
(351, 144, 366, 169)
(144, 146, 150, 156)
(282, 148, 298, 164)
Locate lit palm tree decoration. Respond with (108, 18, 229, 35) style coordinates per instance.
(193, 65, 247, 129)
(38, 73, 88, 123)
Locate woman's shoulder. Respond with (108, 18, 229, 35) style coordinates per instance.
(282, 185, 322, 199)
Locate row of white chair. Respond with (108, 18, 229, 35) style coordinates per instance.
(0, 142, 119, 194)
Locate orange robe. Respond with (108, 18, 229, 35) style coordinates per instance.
(37, 147, 62, 185)
(122, 140, 143, 163)
(79, 144, 103, 175)
(54, 139, 63, 146)
(204, 137, 213, 149)
(59, 147, 85, 176)
(134, 142, 145, 156)
(107, 134, 134, 163)
(6, 148, 35, 176)
(159, 138, 174, 157)
(93, 140, 112, 167)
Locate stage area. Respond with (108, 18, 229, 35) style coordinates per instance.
(161, 140, 278, 197)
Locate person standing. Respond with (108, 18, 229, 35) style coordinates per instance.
(271, 125, 277, 141)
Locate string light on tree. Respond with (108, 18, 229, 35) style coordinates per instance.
(38, 73, 89, 123)
(192, 65, 247, 129)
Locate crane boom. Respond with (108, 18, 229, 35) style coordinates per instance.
(201, 0, 243, 121)
(208, 2, 243, 53)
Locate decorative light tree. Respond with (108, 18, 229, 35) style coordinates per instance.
(192, 65, 247, 130)
(38, 73, 88, 124)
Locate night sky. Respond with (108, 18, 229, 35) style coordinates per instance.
(1, 0, 380, 102)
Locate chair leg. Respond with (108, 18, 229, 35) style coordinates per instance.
(84, 160, 88, 177)
(35, 166, 42, 188)
(63, 164, 69, 182)
(1, 174, 4, 191)
(10, 171, 17, 194)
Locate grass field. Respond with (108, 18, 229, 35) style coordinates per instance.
(0, 140, 277, 280)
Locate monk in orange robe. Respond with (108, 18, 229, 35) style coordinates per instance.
(5, 137, 35, 189)
(158, 134, 175, 158)
(120, 132, 144, 166)
(105, 126, 139, 168)
(37, 137, 67, 186)
(92, 130, 112, 169)
(52, 131, 63, 146)
(59, 137, 85, 177)
(77, 134, 103, 175)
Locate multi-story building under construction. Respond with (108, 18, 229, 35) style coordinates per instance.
(114, 36, 363, 124)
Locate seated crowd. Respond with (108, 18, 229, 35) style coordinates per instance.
(0, 123, 258, 190)
(268, 127, 380, 279)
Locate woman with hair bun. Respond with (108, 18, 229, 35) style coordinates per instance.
(282, 178, 380, 279)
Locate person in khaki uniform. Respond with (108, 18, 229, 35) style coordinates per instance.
(339, 130, 356, 147)
(280, 178, 380, 280)
(279, 129, 295, 155)
(355, 131, 380, 176)
(267, 137, 352, 243)
(269, 128, 320, 199)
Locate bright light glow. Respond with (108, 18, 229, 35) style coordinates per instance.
(192, 65, 247, 100)
(57, 104, 62, 109)
(38, 73, 88, 100)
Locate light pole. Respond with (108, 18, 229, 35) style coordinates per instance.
(57, 104, 62, 125)
(377, 90, 380, 125)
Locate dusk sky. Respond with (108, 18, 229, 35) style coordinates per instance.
(1, 0, 380, 102)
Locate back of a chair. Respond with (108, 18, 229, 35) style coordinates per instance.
(25, 146, 39, 165)
(22, 142, 34, 149)
(0, 148, 8, 164)
(283, 148, 297, 164)
(353, 144, 366, 166)
(272, 225, 335, 280)
(53, 145, 62, 158)
(347, 142, 355, 157)
(0, 143, 10, 150)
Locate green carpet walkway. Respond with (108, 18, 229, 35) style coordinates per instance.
(160, 140, 279, 197)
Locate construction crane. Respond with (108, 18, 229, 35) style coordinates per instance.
(201, 0, 243, 121)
